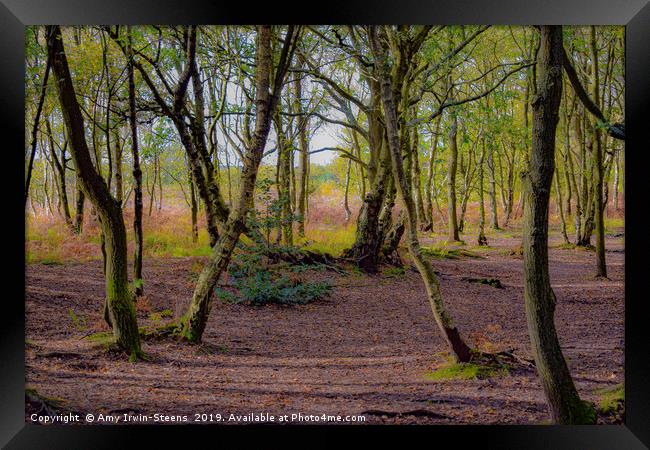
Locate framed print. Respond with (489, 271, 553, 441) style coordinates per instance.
(2, 0, 649, 447)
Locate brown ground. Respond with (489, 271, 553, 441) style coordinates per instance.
(25, 230, 624, 425)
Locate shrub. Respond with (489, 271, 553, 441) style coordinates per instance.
(218, 242, 332, 306)
(232, 270, 331, 305)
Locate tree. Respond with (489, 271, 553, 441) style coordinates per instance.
(369, 25, 473, 363)
(521, 25, 594, 424)
(180, 25, 300, 342)
(446, 110, 461, 241)
(589, 26, 607, 278)
(127, 26, 145, 296)
(47, 25, 143, 358)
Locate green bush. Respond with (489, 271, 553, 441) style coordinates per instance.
(232, 271, 331, 305)
(218, 242, 332, 306)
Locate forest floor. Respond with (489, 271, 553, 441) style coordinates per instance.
(25, 229, 625, 425)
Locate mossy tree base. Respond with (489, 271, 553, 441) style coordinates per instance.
(426, 350, 534, 381)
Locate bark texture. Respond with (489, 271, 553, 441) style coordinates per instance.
(522, 25, 594, 424)
(369, 26, 472, 363)
(181, 25, 298, 342)
(47, 25, 142, 357)
(128, 27, 144, 296)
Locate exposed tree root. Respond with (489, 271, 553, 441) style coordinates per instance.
(461, 277, 505, 289)
(258, 247, 346, 273)
(470, 349, 535, 371)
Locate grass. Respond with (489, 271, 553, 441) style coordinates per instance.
(563, 214, 624, 236)
(143, 230, 212, 258)
(595, 384, 624, 415)
(421, 245, 482, 260)
(84, 331, 115, 348)
(26, 205, 215, 263)
(148, 309, 174, 323)
(301, 224, 356, 256)
(39, 257, 64, 265)
(554, 242, 577, 250)
(25, 190, 623, 265)
(383, 266, 406, 277)
(604, 216, 624, 232)
(85, 323, 180, 348)
(26, 386, 68, 408)
(425, 360, 509, 381)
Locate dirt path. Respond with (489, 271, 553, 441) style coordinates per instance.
(25, 232, 624, 425)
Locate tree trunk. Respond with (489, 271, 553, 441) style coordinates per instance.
(294, 69, 309, 236)
(274, 109, 293, 246)
(189, 166, 199, 243)
(613, 149, 619, 211)
(180, 25, 297, 342)
(487, 141, 500, 230)
(477, 138, 488, 246)
(382, 210, 405, 264)
(45, 118, 72, 227)
(411, 127, 426, 228)
(343, 83, 390, 273)
(128, 27, 144, 296)
(457, 148, 474, 234)
(369, 26, 472, 363)
(590, 26, 607, 278)
(422, 116, 441, 232)
(148, 155, 157, 217)
(447, 112, 460, 241)
(48, 25, 142, 358)
(25, 51, 51, 206)
(114, 130, 124, 204)
(157, 155, 163, 212)
(343, 158, 352, 222)
(522, 25, 594, 424)
(73, 185, 85, 234)
(554, 168, 570, 245)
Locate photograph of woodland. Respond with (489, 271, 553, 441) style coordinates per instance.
(25, 25, 624, 425)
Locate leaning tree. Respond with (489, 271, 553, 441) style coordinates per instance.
(47, 25, 143, 358)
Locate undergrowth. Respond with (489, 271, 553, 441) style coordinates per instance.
(216, 243, 332, 306)
(426, 360, 510, 381)
(421, 246, 482, 260)
(595, 384, 624, 415)
(425, 351, 514, 381)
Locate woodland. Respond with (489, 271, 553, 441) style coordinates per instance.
(25, 25, 625, 425)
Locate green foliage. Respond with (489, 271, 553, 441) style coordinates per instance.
(251, 177, 302, 243)
(218, 242, 332, 306)
(426, 361, 509, 381)
(421, 246, 481, 259)
(143, 231, 212, 258)
(604, 217, 624, 233)
(595, 384, 624, 415)
(229, 270, 332, 306)
(84, 331, 115, 348)
(426, 361, 510, 381)
(148, 309, 174, 323)
(302, 225, 356, 257)
(215, 288, 238, 304)
(383, 266, 406, 278)
(40, 258, 64, 266)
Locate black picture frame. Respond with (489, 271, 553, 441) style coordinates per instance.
(2, 0, 648, 447)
